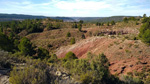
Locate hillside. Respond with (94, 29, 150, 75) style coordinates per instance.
(1, 16, 150, 84)
(26, 19, 145, 76)
(0, 13, 75, 22)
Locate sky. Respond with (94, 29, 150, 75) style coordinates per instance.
(0, 0, 150, 17)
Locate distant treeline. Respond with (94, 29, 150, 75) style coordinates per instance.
(83, 16, 142, 23)
(0, 13, 75, 22)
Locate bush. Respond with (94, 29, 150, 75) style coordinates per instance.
(123, 17, 128, 23)
(72, 23, 78, 28)
(142, 17, 150, 23)
(9, 60, 48, 84)
(0, 32, 13, 52)
(63, 61, 72, 69)
(47, 23, 53, 30)
(141, 29, 150, 43)
(0, 50, 11, 68)
(107, 22, 109, 26)
(121, 75, 143, 84)
(78, 23, 82, 31)
(136, 21, 139, 25)
(70, 37, 76, 44)
(81, 34, 86, 39)
(111, 20, 115, 25)
(66, 32, 71, 37)
(54, 23, 60, 29)
(96, 22, 101, 26)
(80, 73, 92, 84)
(37, 47, 49, 59)
(64, 51, 77, 61)
(139, 21, 150, 44)
(61, 53, 122, 84)
(48, 54, 58, 63)
(18, 37, 35, 56)
(79, 20, 84, 24)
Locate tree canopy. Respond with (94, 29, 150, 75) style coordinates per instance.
(18, 37, 35, 56)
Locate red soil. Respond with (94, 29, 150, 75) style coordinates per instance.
(56, 37, 150, 75)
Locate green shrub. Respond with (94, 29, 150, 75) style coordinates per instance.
(78, 23, 82, 31)
(48, 54, 58, 63)
(96, 22, 101, 26)
(9, 62, 48, 84)
(61, 53, 122, 84)
(121, 75, 143, 84)
(111, 20, 115, 25)
(80, 73, 92, 84)
(107, 22, 109, 26)
(72, 23, 78, 28)
(66, 32, 71, 37)
(55, 23, 60, 29)
(64, 51, 77, 61)
(123, 17, 128, 23)
(87, 52, 94, 60)
(0, 50, 11, 68)
(79, 20, 84, 24)
(141, 17, 150, 23)
(18, 37, 35, 56)
(81, 34, 86, 39)
(47, 23, 53, 30)
(0, 32, 13, 52)
(139, 22, 150, 44)
(70, 37, 76, 44)
(63, 61, 72, 69)
(136, 21, 139, 25)
(37, 47, 49, 59)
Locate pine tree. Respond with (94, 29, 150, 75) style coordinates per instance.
(18, 37, 35, 56)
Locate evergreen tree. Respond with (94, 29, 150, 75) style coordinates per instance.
(111, 20, 115, 25)
(37, 47, 49, 59)
(143, 14, 147, 18)
(139, 19, 150, 44)
(123, 17, 128, 23)
(79, 20, 84, 24)
(0, 32, 13, 51)
(78, 23, 82, 31)
(18, 37, 35, 56)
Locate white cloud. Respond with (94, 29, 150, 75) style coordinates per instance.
(22, 1, 31, 5)
(0, 0, 150, 17)
(55, 1, 110, 10)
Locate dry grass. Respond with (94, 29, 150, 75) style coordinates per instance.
(25, 20, 150, 76)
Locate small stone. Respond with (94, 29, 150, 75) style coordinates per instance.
(56, 71, 62, 76)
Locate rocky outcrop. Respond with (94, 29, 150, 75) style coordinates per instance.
(0, 68, 10, 84)
(48, 65, 81, 84)
(97, 30, 128, 36)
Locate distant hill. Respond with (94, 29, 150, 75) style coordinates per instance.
(71, 16, 141, 23)
(0, 13, 140, 22)
(71, 17, 104, 22)
(51, 17, 75, 22)
(82, 16, 141, 23)
(0, 14, 47, 21)
(0, 13, 75, 22)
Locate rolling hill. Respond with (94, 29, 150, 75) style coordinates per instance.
(0, 13, 141, 23)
